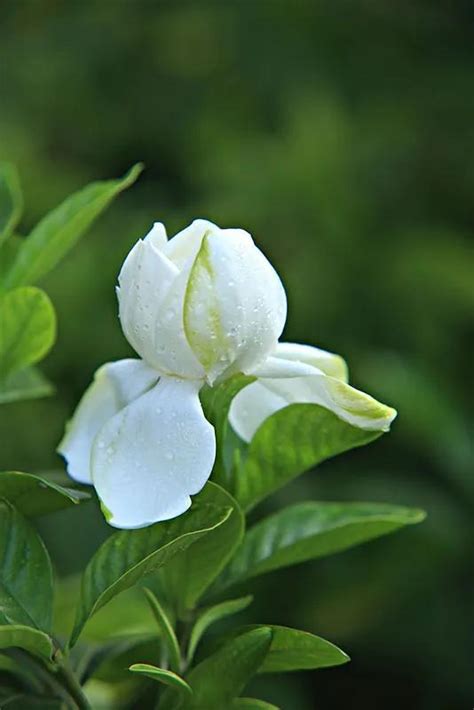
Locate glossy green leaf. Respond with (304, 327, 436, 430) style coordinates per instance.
(143, 588, 181, 672)
(0, 287, 56, 380)
(0, 471, 89, 517)
(3, 163, 143, 288)
(218, 625, 348, 673)
(70, 492, 232, 647)
(187, 595, 253, 663)
(216, 502, 426, 590)
(0, 163, 22, 245)
(0, 500, 53, 632)
(251, 625, 349, 673)
(232, 700, 280, 710)
(162, 627, 272, 710)
(161, 483, 244, 616)
(0, 625, 53, 663)
(200, 375, 255, 487)
(129, 664, 192, 695)
(233, 403, 383, 511)
(0, 366, 54, 404)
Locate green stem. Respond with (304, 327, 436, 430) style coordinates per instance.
(54, 656, 91, 710)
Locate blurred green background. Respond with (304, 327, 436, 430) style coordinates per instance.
(1, 1, 473, 708)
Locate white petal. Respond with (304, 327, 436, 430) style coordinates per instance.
(270, 342, 349, 381)
(117, 237, 204, 378)
(144, 222, 168, 249)
(147, 265, 205, 378)
(229, 372, 396, 443)
(184, 229, 287, 383)
(91, 377, 216, 529)
(227, 380, 288, 444)
(162, 219, 218, 270)
(57, 359, 158, 484)
(251, 356, 322, 378)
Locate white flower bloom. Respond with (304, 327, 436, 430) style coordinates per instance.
(58, 219, 396, 529)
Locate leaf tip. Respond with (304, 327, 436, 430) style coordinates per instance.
(122, 162, 145, 187)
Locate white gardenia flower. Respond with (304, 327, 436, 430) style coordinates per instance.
(58, 219, 396, 529)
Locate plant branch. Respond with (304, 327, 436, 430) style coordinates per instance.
(54, 653, 91, 710)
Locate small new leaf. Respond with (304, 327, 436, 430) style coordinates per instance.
(129, 664, 192, 695)
(143, 588, 181, 672)
(187, 595, 253, 663)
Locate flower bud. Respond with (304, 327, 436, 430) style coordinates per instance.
(117, 220, 287, 383)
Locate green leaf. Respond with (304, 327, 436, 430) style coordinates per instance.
(0, 625, 53, 663)
(233, 403, 383, 511)
(251, 625, 349, 673)
(216, 502, 426, 590)
(0, 287, 56, 380)
(0, 366, 54, 405)
(70, 491, 232, 647)
(232, 700, 280, 710)
(0, 471, 89, 517)
(3, 163, 143, 288)
(162, 628, 272, 710)
(0, 163, 22, 245)
(129, 664, 192, 695)
(161, 482, 244, 616)
(187, 596, 253, 664)
(0, 500, 53, 632)
(0, 235, 22, 287)
(200, 375, 255, 487)
(161, 484, 244, 615)
(218, 625, 348, 674)
(143, 588, 181, 672)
